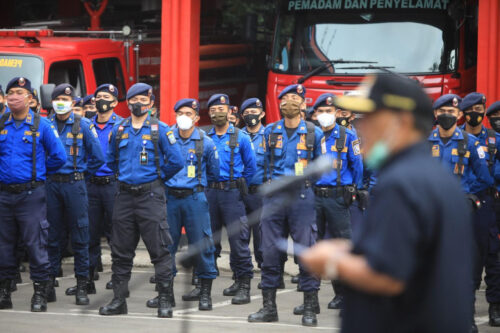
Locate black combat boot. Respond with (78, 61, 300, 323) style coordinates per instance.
(192, 269, 199, 286)
(66, 267, 97, 296)
(489, 303, 500, 326)
(99, 280, 128, 315)
(75, 276, 90, 305)
(46, 276, 56, 303)
(31, 281, 48, 312)
(0, 280, 13, 309)
(328, 280, 343, 309)
(106, 280, 113, 290)
(157, 281, 173, 318)
(149, 275, 156, 284)
(293, 292, 320, 315)
(97, 256, 103, 272)
(223, 279, 240, 296)
(147, 278, 175, 308)
(248, 289, 278, 322)
(232, 277, 251, 304)
(302, 291, 318, 327)
(182, 279, 201, 301)
(258, 276, 285, 290)
(9, 279, 17, 292)
(199, 279, 213, 311)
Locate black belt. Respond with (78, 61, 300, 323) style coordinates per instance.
(167, 186, 204, 199)
(248, 185, 260, 194)
(49, 173, 85, 183)
(89, 175, 117, 185)
(0, 181, 44, 194)
(208, 181, 238, 190)
(314, 186, 347, 198)
(119, 179, 164, 195)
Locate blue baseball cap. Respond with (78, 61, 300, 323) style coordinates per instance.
(432, 94, 461, 110)
(278, 84, 306, 100)
(174, 98, 200, 113)
(126, 83, 153, 101)
(207, 94, 230, 108)
(51, 83, 75, 100)
(460, 92, 486, 111)
(313, 93, 335, 110)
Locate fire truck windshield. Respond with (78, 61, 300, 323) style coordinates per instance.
(0, 55, 43, 95)
(272, 8, 458, 76)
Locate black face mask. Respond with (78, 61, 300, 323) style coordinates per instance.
(85, 111, 97, 119)
(490, 117, 500, 133)
(243, 114, 261, 127)
(128, 102, 150, 117)
(311, 119, 320, 127)
(336, 117, 350, 127)
(437, 114, 457, 130)
(96, 99, 114, 113)
(465, 112, 484, 127)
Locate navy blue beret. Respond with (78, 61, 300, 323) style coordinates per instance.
(73, 97, 83, 107)
(278, 84, 306, 99)
(313, 93, 335, 110)
(487, 101, 500, 117)
(126, 83, 153, 100)
(240, 98, 263, 113)
(82, 95, 95, 106)
(51, 83, 75, 100)
(432, 94, 461, 110)
(95, 83, 119, 98)
(174, 98, 200, 113)
(230, 105, 239, 114)
(207, 94, 230, 108)
(6, 77, 32, 93)
(460, 92, 486, 111)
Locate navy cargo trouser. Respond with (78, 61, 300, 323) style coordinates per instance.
(206, 186, 254, 278)
(315, 192, 352, 240)
(473, 191, 500, 304)
(47, 180, 90, 278)
(166, 189, 217, 279)
(87, 179, 117, 269)
(110, 181, 173, 284)
(242, 191, 263, 268)
(260, 185, 320, 291)
(0, 185, 50, 281)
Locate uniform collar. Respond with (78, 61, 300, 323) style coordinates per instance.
(122, 115, 152, 128)
(92, 112, 119, 125)
(173, 126, 201, 140)
(242, 124, 265, 136)
(459, 124, 487, 138)
(328, 124, 340, 139)
(5, 109, 36, 126)
(208, 123, 234, 135)
(271, 119, 308, 134)
(429, 127, 463, 141)
(49, 112, 75, 124)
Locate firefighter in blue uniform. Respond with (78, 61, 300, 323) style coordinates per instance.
(205, 93, 256, 305)
(99, 83, 183, 318)
(0, 77, 66, 312)
(429, 94, 494, 332)
(146, 98, 219, 311)
(459, 92, 500, 327)
(82, 95, 97, 119)
(292, 93, 362, 315)
(65, 84, 122, 296)
(239, 98, 287, 290)
(72, 97, 84, 117)
(248, 84, 323, 327)
(45, 83, 105, 306)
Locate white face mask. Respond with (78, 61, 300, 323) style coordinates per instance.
(317, 112, 336, 128)
(52, 100, 73, 115)
(176, 115, 194, 130)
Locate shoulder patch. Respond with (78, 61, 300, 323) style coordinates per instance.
(352, 139, 361, 156)
(91, 126, 98, 138)
(167, 130, 176, 144)
(475, 141, 480, 146)
(477, 146, 486, 159)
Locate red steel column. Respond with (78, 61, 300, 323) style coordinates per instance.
(160, 0, 201, 125)
(477, 0, 500, 104)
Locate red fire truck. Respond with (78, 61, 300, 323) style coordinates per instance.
(266, 0, 480, 122)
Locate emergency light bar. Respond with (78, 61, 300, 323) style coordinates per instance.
(0, 29, 54, 37)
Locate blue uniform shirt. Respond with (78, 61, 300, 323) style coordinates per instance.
(316, 124, 363, 187)
(48, 113, 105, 175)
(0, 110, 66, 184)
(165, 127, 220, 189)
(107, 115, 184, 185)
(208, 124, 256, 184)
(92, 113, 123, 177)
(428, 127, 493, 194)
(264, 119, 324, 179)
(242, 124, 268, 186)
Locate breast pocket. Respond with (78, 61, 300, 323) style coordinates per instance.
(451, 154, 470, 166)
(255, 147, 266, 166)
(144, 140, 156, 160)
(65, 137, 84, 157)
(224, 145, 240, 155)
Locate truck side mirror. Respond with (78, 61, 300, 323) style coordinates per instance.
(40, 84, 55, 110)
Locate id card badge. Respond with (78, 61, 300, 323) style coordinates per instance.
(140, 140, 148, 165)
(295, 162, 304, 176)
(187, 165, 196, 178)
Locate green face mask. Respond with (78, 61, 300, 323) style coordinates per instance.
(365, 140, 390, 170)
